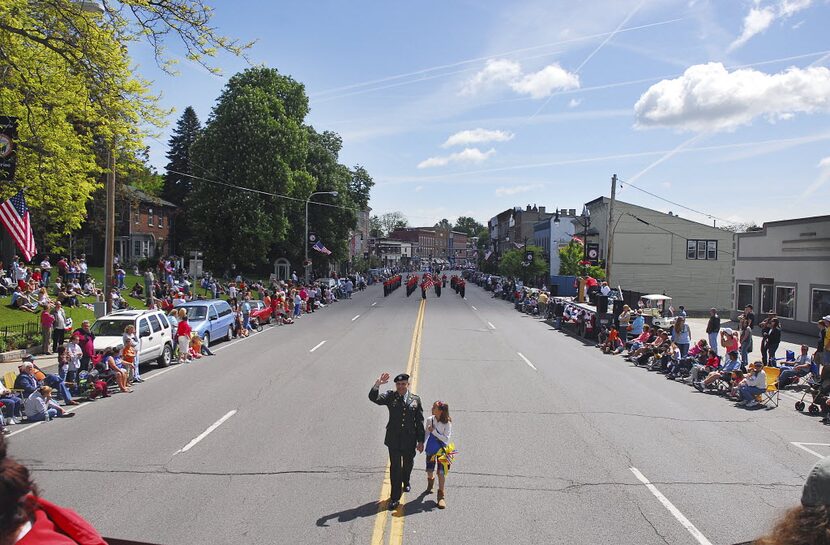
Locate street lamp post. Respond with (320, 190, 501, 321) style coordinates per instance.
(581, 205, 591, 264)
(304, 190, 338, 283)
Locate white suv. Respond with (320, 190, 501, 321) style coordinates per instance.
(90, 309, 175, 367)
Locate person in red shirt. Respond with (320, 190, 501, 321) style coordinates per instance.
(0, 435, 107, 545)
(175, 311, 192, 364)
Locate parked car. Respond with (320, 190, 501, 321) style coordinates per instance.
(90, 309, 174, 367)
(174, 299, 235, 349)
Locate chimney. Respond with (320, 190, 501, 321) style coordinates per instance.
(569, 208, 576, 217)
(539, 206, 546, 213)
(526, 204, 532, 212)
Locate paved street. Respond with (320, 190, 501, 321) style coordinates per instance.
(6, 276, 828, 545)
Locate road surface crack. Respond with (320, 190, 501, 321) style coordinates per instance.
(636, 504, 671, 545)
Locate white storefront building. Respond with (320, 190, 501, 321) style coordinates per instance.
(734, 215, 830, 335)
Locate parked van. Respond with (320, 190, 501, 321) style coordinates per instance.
(90, 309, 175, 367)
(174, 299, 235, 348)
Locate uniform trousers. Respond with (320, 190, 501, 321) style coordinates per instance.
(388, 447, 416, 501)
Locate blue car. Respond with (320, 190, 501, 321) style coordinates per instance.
(174, 299, 235, 348)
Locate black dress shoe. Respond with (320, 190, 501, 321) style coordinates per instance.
(404, 484, 411, 493)
(388, 500, 400, 510)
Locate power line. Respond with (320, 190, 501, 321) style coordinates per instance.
(166, 169, 361, 212)
(618, 178, 737, 226)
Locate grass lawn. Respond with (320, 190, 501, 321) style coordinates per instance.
(0, 266, 148, 330)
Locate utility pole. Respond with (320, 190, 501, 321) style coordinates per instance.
(104, 148, 116, 313)
(605, 174, 617, 284)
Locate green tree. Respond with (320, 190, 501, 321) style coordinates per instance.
(188, 67, 313, 271)
(558, 241, 605, 279)
(378, 212, 408, 236)
(163, 106, 202, 254)
(0, 0, 250, 251)
(498, 245, 548, 285)
(434, 218, 452, 230)
(369, 216, 383, 238)
(454, 216, 485, 237)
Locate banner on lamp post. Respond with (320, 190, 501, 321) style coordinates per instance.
(0, 116, 18, 182)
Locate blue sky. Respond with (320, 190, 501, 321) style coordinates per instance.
(134, 0, 830, 228)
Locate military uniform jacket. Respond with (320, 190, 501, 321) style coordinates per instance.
(369, 387, 425, 451)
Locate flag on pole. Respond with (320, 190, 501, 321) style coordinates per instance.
(484, 250, 493, 261)
(312, 240, 332, 255)
(0, 190, 36, 261)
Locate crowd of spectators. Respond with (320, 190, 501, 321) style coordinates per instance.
(1, 254, 369, 434)
(467, 271, 830, 421)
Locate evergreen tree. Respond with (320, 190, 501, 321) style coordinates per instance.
(163, 107, 202, 254)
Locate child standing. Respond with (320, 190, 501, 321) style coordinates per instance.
(424, 401, 453, 509)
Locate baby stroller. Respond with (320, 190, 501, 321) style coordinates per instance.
(794, 360, 826, 414)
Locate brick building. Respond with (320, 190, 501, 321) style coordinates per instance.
(116, 186, 177, 263)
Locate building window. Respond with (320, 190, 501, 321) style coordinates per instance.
(133, 240, 141, 257)
(687, 239, 717, 260)
(133, 206, 139, 224)
(148, 208, 153, 226)
(775, 286, 796, 319)
(811, 288, 830, 323)
(736, 283, 753, 310)
(158, 211, 163, 228)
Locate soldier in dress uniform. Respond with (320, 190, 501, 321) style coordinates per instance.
(369, 372, 425, 509)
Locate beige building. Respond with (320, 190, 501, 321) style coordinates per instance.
(734, 215, 830, 335)
(583, 197, 734, 313)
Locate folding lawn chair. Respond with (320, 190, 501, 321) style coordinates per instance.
(758, 366, 780, 408)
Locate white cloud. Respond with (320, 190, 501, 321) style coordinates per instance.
(415, 185, 424, 192)
(634, 63, 830, 132)
(509, 63, 580, 99)
(461, 59, 579, 98)
(729, 1, 812, 50)
(729, 7, 776, 51)
(494, 183, 543, 197)
(417, 147, 496, 169)
(819, 156, 830, 169)
(442, 128, 514, 148)
(459, 59, 522, 96)
(568, 98, 582, 108)
(661, 181, 672, 188)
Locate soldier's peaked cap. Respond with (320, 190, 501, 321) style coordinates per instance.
(394, 373, 410, 383)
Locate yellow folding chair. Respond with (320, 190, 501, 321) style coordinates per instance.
(2, 371, 26, 398)
(757, 366, 780, 408)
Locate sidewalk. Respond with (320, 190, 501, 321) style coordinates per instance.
(0, 352, 61, 381)
(684, 317, 817, 362)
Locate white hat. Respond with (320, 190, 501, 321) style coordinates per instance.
(722, 327, 734, 335)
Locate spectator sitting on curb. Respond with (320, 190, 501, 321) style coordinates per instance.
(24, 386, 75, 422)
(14, 359, 78, 406)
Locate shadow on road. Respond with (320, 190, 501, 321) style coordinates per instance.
(316, 492, 437, 526)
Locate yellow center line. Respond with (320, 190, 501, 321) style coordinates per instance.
(370, 298, 426, 545)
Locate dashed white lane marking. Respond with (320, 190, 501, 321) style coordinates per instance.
(487, 321, 496, 330)
(629, 467, 713, 545)
(352, 314, 361, 321)
(517, 352, 537, 371)
(791, 442, 829, 459)
(471, 306, 478, 311)
(371, 302, 377, 307)
(175, 410, 237, 455)
(310, 340, 327, 353)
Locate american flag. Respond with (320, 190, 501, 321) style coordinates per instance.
(312, 240, 332, 255)
(0, 190, 36, 261)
